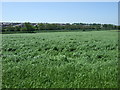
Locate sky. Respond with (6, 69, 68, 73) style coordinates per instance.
(1, 0, 119, 2)
(2, 2, 118, 25)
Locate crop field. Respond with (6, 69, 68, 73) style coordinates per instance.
(2, 31, 118, 88)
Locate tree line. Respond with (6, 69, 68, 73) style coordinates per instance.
(2, 22, 120, 33)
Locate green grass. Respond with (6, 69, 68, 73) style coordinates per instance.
(2, 31, 118, 88)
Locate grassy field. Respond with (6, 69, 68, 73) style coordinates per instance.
(2, 31, 118, 88)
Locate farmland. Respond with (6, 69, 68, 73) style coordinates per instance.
(2, 31, 118, 88)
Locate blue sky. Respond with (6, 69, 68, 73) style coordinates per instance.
(2, 2, 118, 25)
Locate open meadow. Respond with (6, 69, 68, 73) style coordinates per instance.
(2, 31, 118, 88)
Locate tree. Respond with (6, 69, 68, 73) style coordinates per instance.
(6, 26, 15, 31)
(24, 22, 35, 32)
(118, 26, 120, 30)
(38, 23, 46, 30)
(14, 26, 21, 31)
(64, 23, 71, 30)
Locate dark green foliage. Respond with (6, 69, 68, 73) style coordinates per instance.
(24, 22, 35, 32)
(2, 22, 118, 33)
(5, 26, 15, 31)
(38, 23, 46, 30)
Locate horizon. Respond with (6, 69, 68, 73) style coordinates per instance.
(1, 21, 118, 26)
(2, 2, 118, 25)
